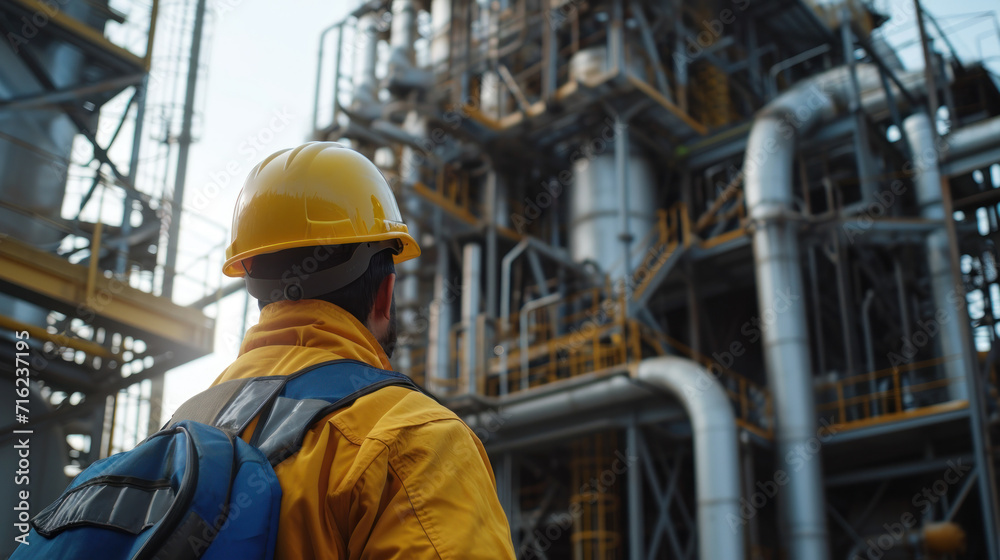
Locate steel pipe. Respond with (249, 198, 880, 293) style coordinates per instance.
(903, 113, 967, 400)
(944, 114, 1000, 161)
(464, 356, 743, 560)
(519, 293, 561, 391)
(462, 242, 482, 395)
(389, 0, 416, 61)
(861, 290, 878, 416)
(500, 237, 589, 334)
(427, 210, 453, 388)
(497, 236, 593, 387)
(906, 112, 1000, 558)
(429, 0, 451, 70)
(742, 63, 906, 560)
(351, 12, 380, 118)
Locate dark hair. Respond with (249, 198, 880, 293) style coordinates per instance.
(250, 244, 396, 325)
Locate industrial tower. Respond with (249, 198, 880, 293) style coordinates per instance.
(0, 1, 217, 554)
(312, 0, 1000, 558)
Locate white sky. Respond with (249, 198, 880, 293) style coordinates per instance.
(160, 0, 355, 419)
(159, 0, 1000, 422)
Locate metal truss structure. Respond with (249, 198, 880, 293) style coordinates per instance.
(0, 1, 217, 553)
(313, 0, 1000, 558)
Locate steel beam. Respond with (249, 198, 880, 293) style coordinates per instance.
(0, 74, 144, 111)
(161, 0, 207, 298)
(0, 236, 214, 356)
(5, 0, 146, 71)
(825, 454, 974, 487)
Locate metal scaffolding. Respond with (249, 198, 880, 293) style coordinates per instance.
(0, 1, 217, 553)
(314, 0, 1000, 557)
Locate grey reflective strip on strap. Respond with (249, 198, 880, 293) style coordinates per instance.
(168, 379, 249, 428)
(243, 239, 401, 302)
(32, 480, 174, 537)
(255, 397, 335, 465)
(213, 378, 285, 435)
(169, 377, 285, 438)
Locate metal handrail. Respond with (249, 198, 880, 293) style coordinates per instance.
(814, 354, 966, 426)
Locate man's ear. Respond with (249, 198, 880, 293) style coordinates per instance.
(371, 272, 396, 323)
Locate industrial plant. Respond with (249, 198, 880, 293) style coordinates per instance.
(2, 0, 1000, 558)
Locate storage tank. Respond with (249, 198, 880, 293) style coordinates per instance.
(569, 146, 657, 279)
(0, 0, 113, 246)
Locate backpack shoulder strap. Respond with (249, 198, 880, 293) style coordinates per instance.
(250, 360, 423, 465)
(168, 360, 423, 465)
(167, 376, 287, 437)
(281, 359, 421, 401)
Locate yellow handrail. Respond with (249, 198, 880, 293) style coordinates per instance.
(815, 355, 966, 427)
(484, 285, 773, 438)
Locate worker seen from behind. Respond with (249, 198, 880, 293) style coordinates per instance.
(216, 141, 516, 559)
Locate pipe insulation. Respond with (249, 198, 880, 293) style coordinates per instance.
(743, 63, 923, 560)
(570, 145, 656, 279)
(351, 12, 380, 118)
(943, 114, 1000, 162)
(427, 222, 453, 388)
(386, 0, 431, 90)
(464, 357, 744, 560)
(396, 114, 424, 375)
(389, 0, 416, 62)
(429, 0, 451, 70)
(903, 112, 968, 401)
(462, 242, 482, 394)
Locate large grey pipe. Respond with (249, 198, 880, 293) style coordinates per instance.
(429, 0, 451, 70)
(387, 0, 422, 90)
(639, 358, 743, 560)
(462, 243, 482, 394)
(744, 64, 907, 560)
(466, 357, 743, 560)
(389, 0, 416, 63)
(903, 113, 968, 400)
(907, 112, 1000, 559)
(427, 220, 453, 389)
(943, 114, 1000, 165)
(396, 111, 425, 375)
(351, 12, 380, 117)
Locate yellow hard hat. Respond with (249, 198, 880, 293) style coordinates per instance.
(223, 142, 420, 278)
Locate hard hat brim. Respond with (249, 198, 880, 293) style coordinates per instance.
(223, 231, 420, 278)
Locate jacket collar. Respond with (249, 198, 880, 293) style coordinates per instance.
(239, 299, 392, 370)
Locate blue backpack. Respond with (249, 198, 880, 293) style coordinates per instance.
(10, 360, 421, 560)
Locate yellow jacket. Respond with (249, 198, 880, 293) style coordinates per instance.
(211, 300, 516, 559)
